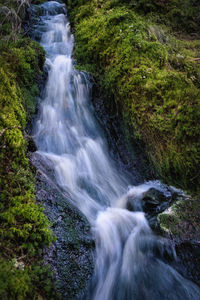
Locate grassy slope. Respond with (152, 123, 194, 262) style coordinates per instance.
(0, 1, 58, 298)
(67, 0, 200, 194)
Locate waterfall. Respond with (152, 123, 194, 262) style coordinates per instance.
(32, 1, 200, 299)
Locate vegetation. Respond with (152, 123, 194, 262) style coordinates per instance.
(0, 0, 30, 42)
(0, 0, 200, 297)
(126, 0, 200, 33)
(67, 0, 200, 193)
(158, 196, 200, 237)
(0, 1, 58, 299)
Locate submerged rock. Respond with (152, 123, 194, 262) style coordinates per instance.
(143, 187, 167, 204)
(126, 187, 171, 216)
(30, 152, 94, 299)
(142, 188, 170, 214)
(125, 186, 185, 231)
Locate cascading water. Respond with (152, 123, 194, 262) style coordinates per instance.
(32, 1, 200, 299)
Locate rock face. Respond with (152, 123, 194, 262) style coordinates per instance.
(91, 85, 152, 183)
(172, 241, 200, 287)
(30, 152, 94, 299)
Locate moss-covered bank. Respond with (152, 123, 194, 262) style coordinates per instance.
(0, 37, 60, 299)
(0, 0, 59, 298)
(67, 0, 200, 194)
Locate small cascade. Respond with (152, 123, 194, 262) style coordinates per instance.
(32, 1, 200, 299)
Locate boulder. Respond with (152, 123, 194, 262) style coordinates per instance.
(126, 188, 170, 214)
(142, 188, 170, 215)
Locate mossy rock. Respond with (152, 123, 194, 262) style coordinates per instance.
(158, 197, 200, 237)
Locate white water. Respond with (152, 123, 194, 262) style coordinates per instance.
(33, 2, 200, 299)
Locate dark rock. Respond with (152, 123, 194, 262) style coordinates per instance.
(91, 82, 152, 184)
(24, 132, 37, 152)
(143, 188, 168, 206)
(126, 188, 171, 216)
(146, 215, 160, 230)
(170, 240, 200, 287)
(126, 187, 174, 231)
(142, 188, 171, 217)
(30, 152, 94, 299)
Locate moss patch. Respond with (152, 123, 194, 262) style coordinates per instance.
(158, 197, 200, 238)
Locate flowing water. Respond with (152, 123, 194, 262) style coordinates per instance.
(32, 1, 200, 299)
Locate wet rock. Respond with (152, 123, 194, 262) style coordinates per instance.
(146, 215, 160, 230)
(125, 187, 178, 231)
(24, 5, 43, 36)
(143, 188, 166, 203)
(170, 241, 200, 287)
(30, 152, 94, 299)
(142, 188, 170, 214)
(91, 83, 150, 184)
(126, 188, 170, 215)
(24, 132, 37, 152)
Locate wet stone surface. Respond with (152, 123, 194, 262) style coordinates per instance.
(91, 83, 150, 184)
(31, 152, 94, 299)
(171, 241, 200, 287)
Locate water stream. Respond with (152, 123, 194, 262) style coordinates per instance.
(32, 1, 200, 299)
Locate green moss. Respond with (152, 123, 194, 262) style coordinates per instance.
(0, 259, 31, 300)
(0, 36, 56, 299)
(158, 197, 200, 237)
(125, 0, 200, 33)
(68, 0, 200, 193)
(0, 259, 59, 300)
